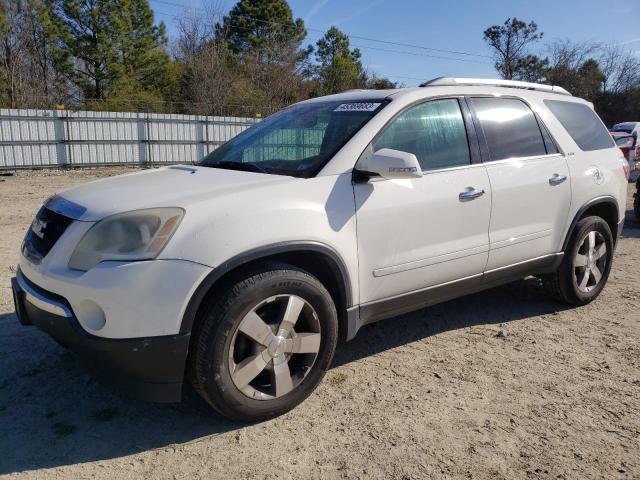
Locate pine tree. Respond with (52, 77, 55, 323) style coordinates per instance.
(314, 26, 366, 95)
(215, 0, 306, 56)
(52, 0, 169, 106)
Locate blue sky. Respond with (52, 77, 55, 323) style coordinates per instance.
(151, 0, 640, 87)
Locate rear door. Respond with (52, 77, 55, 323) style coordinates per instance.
(468, 96, 571, 271)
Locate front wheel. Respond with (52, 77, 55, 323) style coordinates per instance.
(542, 216, 614, 306)
(189, 263, 338, 421)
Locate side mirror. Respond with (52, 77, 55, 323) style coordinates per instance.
(365, 148, 423, 180)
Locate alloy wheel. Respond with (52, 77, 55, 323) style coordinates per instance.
(228, 294, 321, 400)
(573, 230, 608, 293)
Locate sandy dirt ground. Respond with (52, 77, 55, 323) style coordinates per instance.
(0, 167, 638, 480)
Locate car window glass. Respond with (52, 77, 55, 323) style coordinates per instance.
(242, 121, 329, 163)
(544, 100, 614, 151)
(373, 99, 471, 171)
(471, 97, 547, 161)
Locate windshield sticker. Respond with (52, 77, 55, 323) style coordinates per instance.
(334, 102, 381, 112)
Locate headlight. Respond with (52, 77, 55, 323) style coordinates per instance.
(68, 208, 184, 271)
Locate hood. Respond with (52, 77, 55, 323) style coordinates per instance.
(54, 165, 290, 221)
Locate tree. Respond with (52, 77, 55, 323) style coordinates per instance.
(52, 0, 170, 105)
(483, 18, 546, 80)
(314, 26, 366, 95)
(174, 1, 310, 114)
(544, 41, 604, 101)
(576, 59, 605, 100)
(0, 0, 70, 108)
(215, 0, 305, 57)
(365, 75, 397, 89)
(543, 40, 640, 124)
(598, 43, 640, 94)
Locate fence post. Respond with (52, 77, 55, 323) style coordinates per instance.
(197, 116, 206, 162)
(53, 110, 69, 166)
(137, 113, 147, 165)
(146, 113, 153, 167)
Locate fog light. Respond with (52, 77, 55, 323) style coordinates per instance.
(75, 300, 106, 332)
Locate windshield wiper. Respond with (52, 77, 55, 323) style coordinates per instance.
(207, 161, 269, 174)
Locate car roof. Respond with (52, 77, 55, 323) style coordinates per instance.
(299, 80, 590, 106)
(612, 122, 640, 129)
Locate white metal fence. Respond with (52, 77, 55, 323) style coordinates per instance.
(0, 109, 261, 169)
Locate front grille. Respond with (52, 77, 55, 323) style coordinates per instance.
(22, 207, 74, 263)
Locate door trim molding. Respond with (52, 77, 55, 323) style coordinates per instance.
(373, 244, 488, 277)
(490, 229, 552, 250)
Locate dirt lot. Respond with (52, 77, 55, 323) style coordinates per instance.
(0, 168, 638, 479)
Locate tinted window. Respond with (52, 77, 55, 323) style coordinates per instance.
(373, 99, 470, 171)
(544, 100, 614, 151)
(471, 97, 547, 160)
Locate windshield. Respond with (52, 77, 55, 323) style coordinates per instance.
(200, 100, 387, 177)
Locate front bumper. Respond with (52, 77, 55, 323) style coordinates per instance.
(12, 270, 190, 402)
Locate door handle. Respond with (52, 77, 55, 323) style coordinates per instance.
(548, 174, 567, 185)
(459, 187, 485, 201)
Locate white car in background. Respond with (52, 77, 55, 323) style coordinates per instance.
(12, 78, 628, 421)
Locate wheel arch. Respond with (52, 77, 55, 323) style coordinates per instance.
(562, 196, 620, 251)
(179, 241, 353, 340)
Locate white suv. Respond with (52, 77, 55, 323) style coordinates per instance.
(12, 78, 628, 420)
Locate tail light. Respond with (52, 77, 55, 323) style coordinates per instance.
(623, 161, 630, 180)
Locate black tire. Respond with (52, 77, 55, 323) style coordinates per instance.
(188, 262, 338, 421)
(634, 184, 640, 221)
(542, 216, 613, 306)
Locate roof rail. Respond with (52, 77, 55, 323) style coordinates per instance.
(420, 77, 572, 96)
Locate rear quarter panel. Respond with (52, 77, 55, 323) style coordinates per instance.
(534, 97, 628, 242)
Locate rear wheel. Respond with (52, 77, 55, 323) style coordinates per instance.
(189, 263, 338, 421)
(634, 184, 639, 221)
(542, 216, 613, 305)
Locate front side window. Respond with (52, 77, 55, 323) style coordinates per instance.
(373, 98, 471, 171)
(544, 100, 614, 152)
(200, 100, 387, 177)
(471, 97, 547, 161)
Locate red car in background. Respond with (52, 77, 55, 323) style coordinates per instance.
(610, 131, 637, 177)
(611, 131, 636, 160)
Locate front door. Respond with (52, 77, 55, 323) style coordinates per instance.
(353, 98, 492, 312)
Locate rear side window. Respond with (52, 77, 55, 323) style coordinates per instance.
(373, 98, 471, 171)
(470, 97, 547, 161)
(544, 100, 614, 151)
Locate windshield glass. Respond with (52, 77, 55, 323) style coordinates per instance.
(200, 100, 387, 177)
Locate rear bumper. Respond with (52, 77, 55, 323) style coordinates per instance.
(12, 270, 189, 402)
